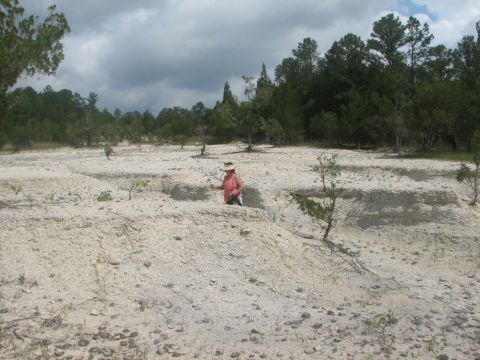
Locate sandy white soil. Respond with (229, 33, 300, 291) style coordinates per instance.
(0, 144, 479, 360)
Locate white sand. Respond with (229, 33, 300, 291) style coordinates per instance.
(0, 144, 479, 359)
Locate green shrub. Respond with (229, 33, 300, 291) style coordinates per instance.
(10, 184, 22, 195)
(293, 153, 342, 242)
(96, 191, 112, 201)
(315, 153, 341, 191)
(104, 143, 113, 159)
(456, 130, 480, 206)
(128, 179, 149, 200)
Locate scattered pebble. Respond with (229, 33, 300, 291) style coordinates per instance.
(301, 312, 311, 320)
(54, 348, 64, 356)
(240, 229, 251, 236)
(78, 339, 89, 347)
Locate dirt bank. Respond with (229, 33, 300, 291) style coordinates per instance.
(1, 144, 479, 359)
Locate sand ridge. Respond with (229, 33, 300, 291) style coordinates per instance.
(0, 144, 479, 359)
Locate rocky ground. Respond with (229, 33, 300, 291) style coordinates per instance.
(0, 144, 479, 360)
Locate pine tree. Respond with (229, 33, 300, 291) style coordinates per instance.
(222, 82, 236, 106)
(257, 63, 273, 88)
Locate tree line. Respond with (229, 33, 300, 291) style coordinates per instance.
(1, 5, 479, 152)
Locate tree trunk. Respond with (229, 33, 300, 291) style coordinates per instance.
(246, 132, 254, 151)
(395, 114, 401, 152)
(394, 100, 402, 153)
(472, 163, 479, 206)
(445, 135, 457, 151)
(322, 219, 333, 243)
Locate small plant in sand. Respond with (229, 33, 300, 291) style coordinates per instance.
(457, 163, 479, 205)
(315, 153, 341, 191)
(40, 341, 50, 358)
(372, 309, 398, 350)
(10, 184, 22, 195)
(96, 191, 112, 202)
(293, 153, 343, 242)
(427, 335, 439, 358)
(456, 130, 479, 206)
(196, 124, 209, 156)
(128, 179, 150, 200)
(18, 273, 26, 285)
(104, 143, 113, 160)
(473, 330, 480, 344)
(292, 184, 342, 243)
(293, 155, 403, 288)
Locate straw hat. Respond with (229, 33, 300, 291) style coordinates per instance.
(223, 162, 235, 171)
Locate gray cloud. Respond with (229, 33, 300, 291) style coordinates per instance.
(15, 0, 480, 114)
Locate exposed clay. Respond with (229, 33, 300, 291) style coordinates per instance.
(0, 144, 479, 359)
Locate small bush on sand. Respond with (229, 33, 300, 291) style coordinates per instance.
(456, 131, 479, 206)
(372, 310, 398, 352)
(293, 153, 343, 242)
(104, 143, 113, 160)
(96, 191, 112, 202)
(292, 184, 342, 243)
(128, 179, 149, 200)
(315, 153, 341, 191)
(10, 185, 22, 195)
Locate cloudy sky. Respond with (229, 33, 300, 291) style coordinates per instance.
(16, 0, 480, 114)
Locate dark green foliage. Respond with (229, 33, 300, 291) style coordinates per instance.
(368, 13, 406, 68)
(0, 0, 70, 97)
(324, 33, 369, 91)
(1, 12, 479, 154)
(207, 102, 236, 143)
(292, 184, 342, 242)
(240, 75, 258, 150)
(406, 81, 456, 150)
(0, 0, 69, 150)
(142, 110, 156, 135)
(456, 163, 473, 182)
(174, 134, 187, 149)
(2, 87, 123, 148)
(261, 118, 284, 145)
(257, 63, 273, 88)
(456, 131, 480, 205)
(292, 190, 336, 225)
(405, 16, 433, 84)
(222, 82, 237, 107)
(310, 112, 337, 145)
(156, 106, 192, 140)
(424, 45, 454, 81)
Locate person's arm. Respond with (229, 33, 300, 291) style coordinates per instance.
(232, 175, 244, 195)
(210, 177, 225, 190)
